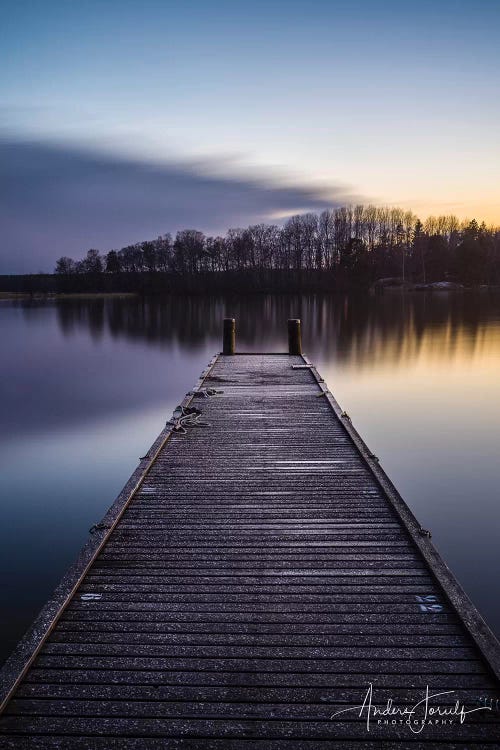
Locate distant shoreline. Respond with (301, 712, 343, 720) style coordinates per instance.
(1, 285, 499, 302)
(0, 291, 139, 300)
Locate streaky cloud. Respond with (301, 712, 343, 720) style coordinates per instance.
(0, 139, 355, 273)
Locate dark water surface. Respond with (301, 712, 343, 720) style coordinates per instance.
(1, 292, 500, 664)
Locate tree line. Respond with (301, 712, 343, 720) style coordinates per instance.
(54, 205, 500, 288)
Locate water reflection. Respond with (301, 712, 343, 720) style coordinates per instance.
(48, 291, 500, 365)
(1, 291, 500, 665)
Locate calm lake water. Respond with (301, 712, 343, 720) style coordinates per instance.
(1, 291, 500, 664)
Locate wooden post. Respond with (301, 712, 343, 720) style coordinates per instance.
(223, 318, 236, 354)
(288, 318, 302, 355)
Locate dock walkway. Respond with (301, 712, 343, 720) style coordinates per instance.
(1, 328, 499, 747)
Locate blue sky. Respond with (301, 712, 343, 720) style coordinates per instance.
(1, 0, 500, 271)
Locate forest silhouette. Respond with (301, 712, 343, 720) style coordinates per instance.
(3, 205, 500, 294)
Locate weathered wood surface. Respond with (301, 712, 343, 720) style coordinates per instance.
(1, 353, 499, 748)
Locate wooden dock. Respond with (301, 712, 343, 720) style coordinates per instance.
(1, 320, 499, 747)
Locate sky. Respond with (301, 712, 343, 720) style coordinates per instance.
(1, 0, 500, 272)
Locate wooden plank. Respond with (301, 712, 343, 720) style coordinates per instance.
(0, 740, 497, 750)
(4, 697, 498, 723)
(0, 734, 494, 750)
(55, 621, 464, 635)
(14, 683, 498, 703)
(49, 631, 469, 646)
(23, 668, 498, 689)
(1, 716, 498, 742)
(38, 643, 479, 660)
(32, 655, 488, 673)
(59, 611, 462, 625)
